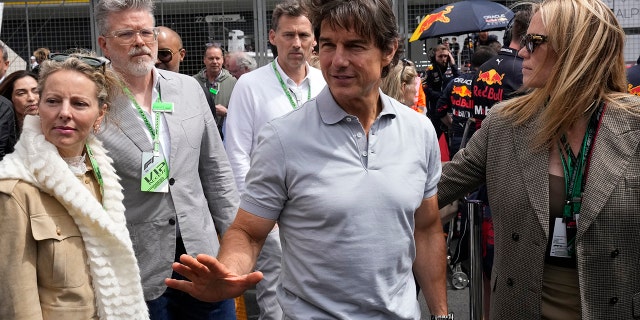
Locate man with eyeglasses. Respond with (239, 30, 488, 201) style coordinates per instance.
(155, 26, 185, 73)
(194, 43, 237, 140)
(95, 0, 239, 319)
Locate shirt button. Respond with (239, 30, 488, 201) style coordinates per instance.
(610, 249, 619, 258)
(356, 132, 363, 138)
(506, 278, 514, 286)
(609, 297, 618, 305)
(85, 179, 90, 184)
(361, 151, 368, 157)
(512, 233, 520, 241)
(169, 218, 176, 225)
(169, 178, 175, 185)
(346, 117, 352, 122)
(56, 226, 61, 235)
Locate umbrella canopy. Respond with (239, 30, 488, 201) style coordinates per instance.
(409, 0, 514, 42)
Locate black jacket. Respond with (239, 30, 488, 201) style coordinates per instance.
(0, 96, 17, 161)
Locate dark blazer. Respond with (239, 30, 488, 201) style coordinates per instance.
(98, 69, 239, 300)
(0, 96, 16, 160)
(438, 96, 640, 319)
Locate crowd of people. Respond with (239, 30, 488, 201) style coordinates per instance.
(0, 0, 639, 319)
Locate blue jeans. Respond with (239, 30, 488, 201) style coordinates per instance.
(147, 237, 237, 320)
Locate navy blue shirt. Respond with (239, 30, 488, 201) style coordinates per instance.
(472, 47, 523, 128)
(436, 72, 476, 137)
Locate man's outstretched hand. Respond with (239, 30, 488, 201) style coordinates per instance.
(165, 254, 264, 302)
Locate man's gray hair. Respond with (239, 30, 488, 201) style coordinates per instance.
(0, 42, 7, 62)
(95, 0, 155, 35)
(232, 52, 257, 72)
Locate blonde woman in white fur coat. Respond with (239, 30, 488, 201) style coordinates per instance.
(0, 53, 148, 319)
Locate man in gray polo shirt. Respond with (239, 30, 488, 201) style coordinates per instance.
(167, 0, 450, 319)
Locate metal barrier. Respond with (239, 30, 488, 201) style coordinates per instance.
(466, 199, 484, 320)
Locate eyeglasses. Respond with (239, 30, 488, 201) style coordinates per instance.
(103, 28, 158, 45)
(157, 48, 182, 63)
(521, 33, 548, 54)
(49, 53, 107, 73)
(400, 58, 413, 83)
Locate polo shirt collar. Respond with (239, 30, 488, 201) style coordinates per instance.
(318, 86, 398, 125)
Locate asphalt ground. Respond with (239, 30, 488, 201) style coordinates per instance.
(419, 272, 471, 320)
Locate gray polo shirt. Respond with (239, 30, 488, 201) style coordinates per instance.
(242, 86, 441, 319)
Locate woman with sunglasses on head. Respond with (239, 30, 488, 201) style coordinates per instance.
(0, 70, 40, 135)
(0, 53, 148, 319)
(437, 0, 640, 319)
(381, 58, 419, 108)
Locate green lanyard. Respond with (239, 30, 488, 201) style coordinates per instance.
(271, 60, 311, 110)
(558, 102, 604, 219)
(557, 102, 604, 258)
(85, 143, 104, 205)
(123, 86, 162, 155)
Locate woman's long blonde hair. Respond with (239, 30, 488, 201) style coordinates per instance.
(498, 0, 631, 149)
(380, 61, 417, 106)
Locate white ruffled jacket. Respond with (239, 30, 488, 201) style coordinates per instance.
(0, 116, 149, 319)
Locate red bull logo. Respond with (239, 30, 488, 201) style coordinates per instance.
(477, 69, 505, 86)
(409, 6, 453, 42)
(629, 84, 640, 96)
(452, 85, 472, 98)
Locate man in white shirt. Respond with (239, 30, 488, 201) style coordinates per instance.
(223, 0, 326, 319)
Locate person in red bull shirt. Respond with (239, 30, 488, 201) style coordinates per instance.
(424, 44, 459, 139)
(438, 0, 640, 318)
(627, 55, 640, 96)
(473, 9, 532, 129)
(436, 46, 496, 157)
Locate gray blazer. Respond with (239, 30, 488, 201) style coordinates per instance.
(99, 69, 239, 300)
(438, 96, 640, 319)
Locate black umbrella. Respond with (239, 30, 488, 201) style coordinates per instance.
(409, 0, 514, 42)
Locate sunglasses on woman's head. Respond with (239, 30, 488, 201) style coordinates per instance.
(49, 53, 107, 73)
(400, 58, 413, 82)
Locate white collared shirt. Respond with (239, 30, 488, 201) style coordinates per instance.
(224, 57, 326, 193)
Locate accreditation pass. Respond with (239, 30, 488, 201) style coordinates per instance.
(141, 151, 169, 192)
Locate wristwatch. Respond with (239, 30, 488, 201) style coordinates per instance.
(431, 312, 454, 320)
